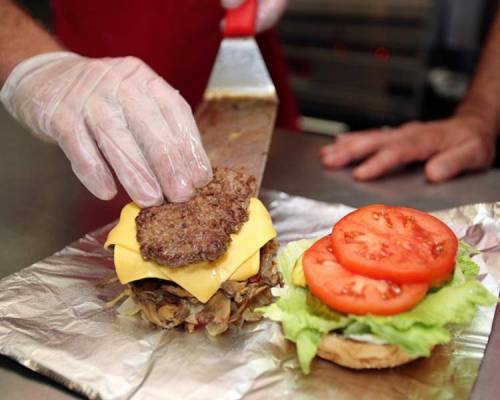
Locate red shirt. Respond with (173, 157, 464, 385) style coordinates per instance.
(50, 0, 298, 130)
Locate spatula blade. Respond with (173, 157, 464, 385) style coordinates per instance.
(204, 38, 276, 100)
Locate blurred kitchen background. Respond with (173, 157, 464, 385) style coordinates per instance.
(279, 0, 498, 133)
(19, 0, 499, 134)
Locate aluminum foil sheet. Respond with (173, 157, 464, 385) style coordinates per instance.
(0, 191, 498, 400)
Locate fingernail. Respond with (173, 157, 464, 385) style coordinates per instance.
(96, 172, 118, 200)
(170, 188, 196, 203)
(135, 196, 163, 208)
(192, 164, 213, 188)
(352, 165, 376, 181)
(323, 153, 349, 168)
(133, 185, 163, 207)
(427, 164, 449, 182)
(353, 166, 370, 180)
(321, 154, 336, 167)
(320, 145, 334, 155)
(76, 163, 117, 200)
(165, 173, 196, 203)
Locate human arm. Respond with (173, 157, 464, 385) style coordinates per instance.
(0, 0, 62, 83)
(321, 8, 500, 182)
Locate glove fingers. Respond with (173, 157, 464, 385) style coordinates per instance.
(4, 53, 212, 205)
(47, 58, 122, 200)
(148, 77, 212, 189)
(54, 115, 117, 200)
(85, 99, 164, 207)
(116, 60, 197, 202)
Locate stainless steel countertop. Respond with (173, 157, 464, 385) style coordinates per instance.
(1, 107, 499, 399)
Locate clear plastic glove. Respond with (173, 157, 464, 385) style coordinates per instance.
(321, 115, 496, 182)
(0, 52, 212, 207)
(221, 0, 288, 33)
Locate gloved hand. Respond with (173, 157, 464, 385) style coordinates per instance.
(221, 0, 288, 33)
(0, 52, 212, 207)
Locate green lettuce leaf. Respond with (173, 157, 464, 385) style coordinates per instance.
(258, 284, 352, 374)
(258, 238, 498, 374)
(452, 241, 480, 285)
(257, 239, 352, 373)
(296, 329, 323, 374)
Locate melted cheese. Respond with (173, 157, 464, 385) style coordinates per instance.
(105, 198, 276, 303)
(229, 250, 260, 281)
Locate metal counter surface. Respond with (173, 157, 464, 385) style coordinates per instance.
(1, 107, 499, 399)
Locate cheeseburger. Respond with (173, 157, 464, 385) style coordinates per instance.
(105, 168, 280, 336)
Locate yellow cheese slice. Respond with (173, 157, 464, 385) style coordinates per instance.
(105, 198, 276, 303)
(229, 250, 259, 281)
(105, 203, 142, 251)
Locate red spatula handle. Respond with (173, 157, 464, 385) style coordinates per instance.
(224, 0, 257, 37)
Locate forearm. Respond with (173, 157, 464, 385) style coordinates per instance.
(0, 0, 63, 84)
(456, 7, 500, 137)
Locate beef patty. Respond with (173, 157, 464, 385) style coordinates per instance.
(136, 168, 257, 267)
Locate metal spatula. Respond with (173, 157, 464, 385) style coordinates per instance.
(197, 0, 278, 191)
(204, 0, 276, 100)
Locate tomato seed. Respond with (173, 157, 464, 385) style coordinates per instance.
(432, 242, 444, 257)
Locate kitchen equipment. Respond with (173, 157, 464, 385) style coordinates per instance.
(196, 0, 278, 190)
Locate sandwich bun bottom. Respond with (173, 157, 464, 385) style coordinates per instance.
(317, 333, 423, 369)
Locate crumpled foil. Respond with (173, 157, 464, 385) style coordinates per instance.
(0, 191, 498, 400)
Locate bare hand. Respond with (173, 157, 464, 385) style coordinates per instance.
(320, 115, 497, 182)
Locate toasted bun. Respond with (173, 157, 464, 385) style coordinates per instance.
(317, 333, 422, 369)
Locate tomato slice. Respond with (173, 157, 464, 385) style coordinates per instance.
(303, 236, 429, 315)
(332, 205, 458, 284)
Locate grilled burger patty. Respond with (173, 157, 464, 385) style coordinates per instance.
(136, 168, 257, 267)
(129, 239, 280, 336)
